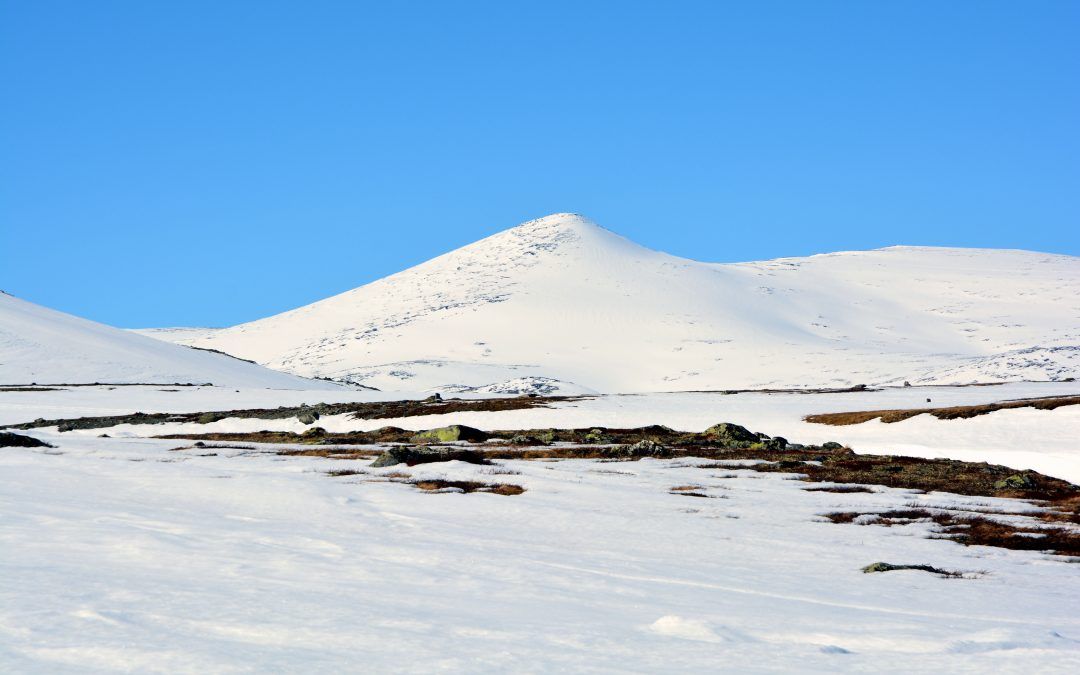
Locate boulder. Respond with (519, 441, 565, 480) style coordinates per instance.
(297, 411, 319, 425)
(704, 422, 758, 445)
(371, 446, 488, 468)
(764, 436, 788, 451)
(821, 441, 844, 450)
(993, 473, 1038, 490)
(410, 425, 489, 443)
(610, 439, 669, 458)
(584, 428, 613, 444)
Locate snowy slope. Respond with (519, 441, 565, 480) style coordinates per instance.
(0, 293, 342, 389)
(130, 326, 223, 343)
(3, 427, 1080, 672)
(165, 213, 1079, 393)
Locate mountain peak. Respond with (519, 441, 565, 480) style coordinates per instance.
(506, 212, 602, 239)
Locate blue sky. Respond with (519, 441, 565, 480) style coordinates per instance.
(2, 1, 1077, 328)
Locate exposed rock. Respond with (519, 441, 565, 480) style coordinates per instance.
(0, 431, 53, 448)
(198, 412, 226, 424)
(704, 422, 758, 445)
(371, 446, 489, 468)
(993, 473, 1038, 490)
(509, 434, 546, 446)
(821, 441, 843, 450)
(584, 428, 613, 444)
(764, 436, 788, 451)
(410, 425, 490, 443)
(610, 439, 670, 458)
(862, 561, 958, 577)
(297, 411, 319, 425)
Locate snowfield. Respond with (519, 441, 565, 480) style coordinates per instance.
(2, 384, 1080, 672)
(147, 213, 1080, 393)
(0, 292, 343, 390)
(3, 427, 1079, 672)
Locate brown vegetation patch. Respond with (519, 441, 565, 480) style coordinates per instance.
(4, 395, 584, 432)
(804, 485, 875, 493)
(805, 395, 1080, 426)
(409, 479, 525, 495)
(826, 508, 1080, 557)
(0, 387, 63, 392)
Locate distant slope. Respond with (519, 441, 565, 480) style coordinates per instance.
(159, 213, 1079, 393)
(131, 327, 223, 343)
(0, 293, 342, 389)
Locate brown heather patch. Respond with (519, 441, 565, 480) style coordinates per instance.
(804, 485, 875, 493)
(5, 395, 584, 432)
(326, 469, 366, 477)
(804, 395, 1080, 426)
(409, 479, 525, 496)
(825, 508, 1080, 557)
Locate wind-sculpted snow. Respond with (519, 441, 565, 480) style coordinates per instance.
(0, 293, 342, 389)
(160, 213, 1079, 392)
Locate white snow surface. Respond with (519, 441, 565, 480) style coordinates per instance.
(0, 293, 342, 390)
(153, 213, 1080, 393)
(3, 384, 1080, 672)
(129, 326, 224, 343)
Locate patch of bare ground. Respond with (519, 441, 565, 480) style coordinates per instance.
(861, 562, 969, 578)
(825, 508, 1080, 557)
(804, 395, 1080, 426)
(409, 479, 525, 496)
(3, 395, 585, 432)
(804, 485, 875, 493)
(0, 387, 63, 392)
(149, 421, 1080, 551)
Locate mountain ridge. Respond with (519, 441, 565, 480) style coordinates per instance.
(142, 213, 1080, 393)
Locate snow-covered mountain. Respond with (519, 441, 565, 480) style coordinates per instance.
(0, 292, 342, 389)
(153, 213, 1080, 393)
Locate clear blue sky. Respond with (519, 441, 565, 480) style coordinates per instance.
(2, 1, 1077, 328)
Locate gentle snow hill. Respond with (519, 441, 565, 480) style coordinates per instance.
(0, 293, 342, 389)
(152, 213, 1080, 393)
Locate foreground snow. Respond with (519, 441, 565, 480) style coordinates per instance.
(3, 383, 1079, 672)
(2, 433, 1078, 673)
(151, 213, 1080, 392)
